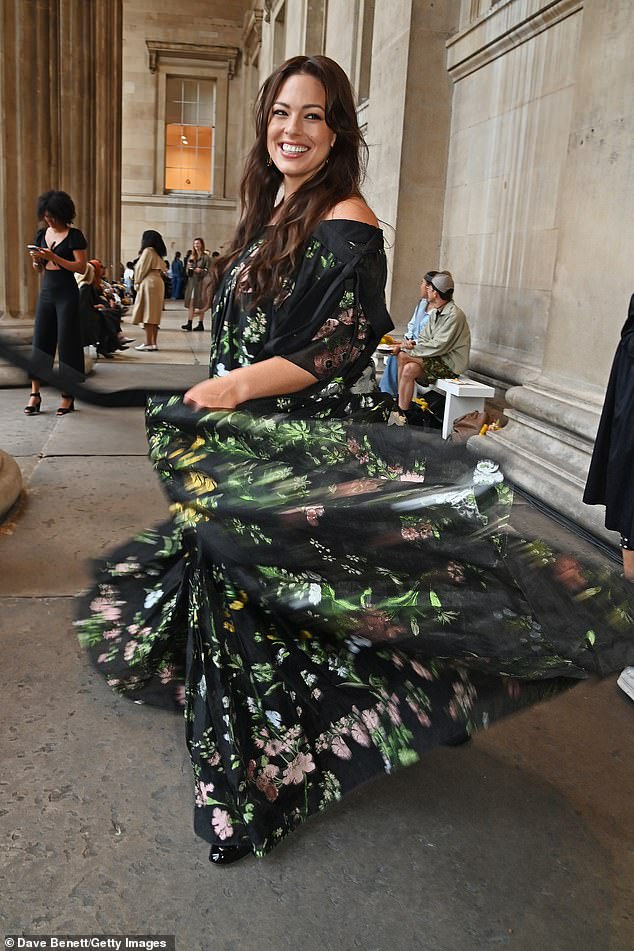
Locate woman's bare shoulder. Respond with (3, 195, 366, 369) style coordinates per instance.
(326, 197, 379, 228)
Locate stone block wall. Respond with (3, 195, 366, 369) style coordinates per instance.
(120, 0, 251, 263)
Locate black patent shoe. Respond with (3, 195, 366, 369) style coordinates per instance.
(209, 841, 251, 866)
(442, 731, 472, 747)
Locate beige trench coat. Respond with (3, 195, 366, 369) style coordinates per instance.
(131, 248, 167, 326)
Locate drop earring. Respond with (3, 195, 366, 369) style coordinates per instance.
(266, 154, 273, 167)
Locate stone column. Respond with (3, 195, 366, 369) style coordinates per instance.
(0, 0, 122, 516)
(476, 0, 634, 544)
(0, 0, 122, 334)
(365, 0, 460, 324)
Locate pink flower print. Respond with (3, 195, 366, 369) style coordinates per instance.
(282, 752, 316, 785)
(103, 628, 120, 641)
(410, 659, 433, 680)
(97, 653, 109, 664)
(265, 738, 287, 757)
(174, 685, 186, 706)
(338, 307, 356, 325)
(447, 561, 466, 583)
(313, 344, 348, 377)
(399, 471, 425, 483)
(89, 597, 122, 622)
(401, 521, 434, 542)
(387, 695, 402, 726)
(159, 665, 175, 684)
(123, 639, 138, 662)
(361, 708, 380, 732)
(305, 504, 325, 527)
(211, 807, 233, 840)
(195, 781, 215, 807)
(208, 751, 221, 766)
(350, 721, 371, 747)
(505, 678, 521, 700)
(552, 555, 587, 592)
(407, 699, 431, 727)
(347, 438, 360, 455)
(401, 527, 419, 541)
(255, 764, 280, 802)
(331, 735, 352, 759)
(392, 653, 404, 668)
(247, 759, 257, 781)
(363, 610, 403, 641)
(313, 318, 340, 340)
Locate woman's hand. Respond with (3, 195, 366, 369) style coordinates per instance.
(184, 375, 247, 411)
(36, 248, 56, 262)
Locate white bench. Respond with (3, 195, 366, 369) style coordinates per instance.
(372, 350, 495, 439)
(420, 378, 495, 439)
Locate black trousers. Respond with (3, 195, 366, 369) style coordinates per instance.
(31, 271, 85, 383)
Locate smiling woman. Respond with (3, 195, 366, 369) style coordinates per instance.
(73, 54, 634, 871)
(266, 73, 336, 195)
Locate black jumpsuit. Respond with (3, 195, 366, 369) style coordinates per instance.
(32, 226, 87, 382)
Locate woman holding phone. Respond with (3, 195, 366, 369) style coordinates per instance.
(25, 190, 87, 416)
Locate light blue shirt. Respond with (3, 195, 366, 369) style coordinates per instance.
(378, 298, 431, 396)
(405, 298, 430, 340)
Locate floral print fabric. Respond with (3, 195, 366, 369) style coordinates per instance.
(77, 222, 634, 858)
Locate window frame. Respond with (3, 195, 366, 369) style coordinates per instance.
(147, 42, 238, 198)
(163, 75, 217, 194)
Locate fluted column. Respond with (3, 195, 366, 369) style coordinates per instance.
(0, 0, 122, 330)
(0, 0, 122, 517)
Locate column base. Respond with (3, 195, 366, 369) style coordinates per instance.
(0, 449, 22, 521)
(469, 381, 618, 548)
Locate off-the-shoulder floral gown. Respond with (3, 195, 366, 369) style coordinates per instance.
(77, 221, 633, 858)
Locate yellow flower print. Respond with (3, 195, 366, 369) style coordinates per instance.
(185, 470, 218, 496)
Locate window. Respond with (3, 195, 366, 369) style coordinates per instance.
(147, 40, 238, 198)
(164, 77, 215, 192)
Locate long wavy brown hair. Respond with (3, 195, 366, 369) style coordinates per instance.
(212, 55, 369, 305)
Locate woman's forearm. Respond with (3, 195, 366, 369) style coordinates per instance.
(50, 252, 87, 274)
(184, 357, 318, 409)
(232, 358, 317, 401)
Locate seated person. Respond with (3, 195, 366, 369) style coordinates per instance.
(379, 269, 438, 396)
(396, 271, 470, 414)
(77, 260, 127, 358)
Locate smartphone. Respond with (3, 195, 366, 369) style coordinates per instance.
(27, 244, 43, 252)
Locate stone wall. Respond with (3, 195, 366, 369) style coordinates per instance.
(449, 0, 634, 543)
(252, 0, 634, 544)
(120, 0, 251, 263)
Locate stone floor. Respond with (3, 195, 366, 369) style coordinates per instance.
(1, 303, 633, 951)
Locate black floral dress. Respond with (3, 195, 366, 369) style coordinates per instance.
(77, 221, 634, 858)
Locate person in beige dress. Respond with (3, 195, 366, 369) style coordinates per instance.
(132, 230, 168, 352)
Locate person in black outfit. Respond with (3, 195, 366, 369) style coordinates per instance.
(584, 292, 634, 581)
(26, 190, 88, 416)
(583, 291, 634, 701)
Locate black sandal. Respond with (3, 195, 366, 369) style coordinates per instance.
(24, 392, 42, 415)
(56, 395, 75, 416)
